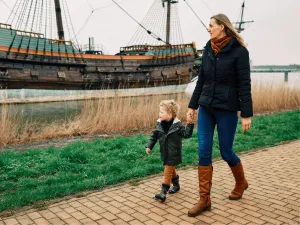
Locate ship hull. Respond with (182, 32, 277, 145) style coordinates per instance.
(0, 51, 195, 90)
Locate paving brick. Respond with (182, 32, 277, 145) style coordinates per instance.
(17, 217, 34, 225)
(48, 206, 62, 213)
(63, 206, 77, 214)
(147, 213, 165, 223)
(80, 217, 98, 225)
(77, 205, 93, 214)
(90, 206, 106, 214)
(129, 219, 145, 225)
(144, 220, 160, 225)
(226, 209, 247, 218)
(116, 212, 134, 222)
(111, 219, 129, 225)
(133, 206, 151, 215)
(227, 215, 250, 224)
(244, 215, 266, 224)
(260, 215, 282, 225)
(123, 206, 138, 214)
(258, 209, 279, 219)
(69, 201, 83, 208)
(3, 218, 19, 225)
(196, 215, 215, 224)
(58, 203, 70, 209)
(149, 207, 168, 216)
(163, 214, 183, 223)
(165, 207, 185, 216)
(177, 221, 194, 225)
(56, 211, 71, 220)
(131, 212, 149, 222)
(86, 211, 102, 221)
(70, 211, 87, 220)
(39, 210, 57, 220)
(101, 212, 118, 221)
(105, 206, 122, 214)
(27, 212, 42, 220)
(64, 217, 82, 225)
(96, 218, 114, 225)
(211, 214, 232, 224)
(33, 217, 50, 225)
(47, 217, 65, 225)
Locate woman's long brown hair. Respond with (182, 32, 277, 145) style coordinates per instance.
(211, 14, 247, 47)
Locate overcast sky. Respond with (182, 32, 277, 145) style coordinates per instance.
(0, 0, 299, 65)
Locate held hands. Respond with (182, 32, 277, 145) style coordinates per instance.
(241, 117, 252, 133)
(187, 114, 194, 124)
(146, 148, 151, 155)
(187, 108, 195, 123)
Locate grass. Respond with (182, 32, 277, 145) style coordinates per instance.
(0, 82, 299, 147)
(0, 109, 299, 212)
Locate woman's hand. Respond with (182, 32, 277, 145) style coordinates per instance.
(241, 117, 252, 133)
(187, 108, 195, 121)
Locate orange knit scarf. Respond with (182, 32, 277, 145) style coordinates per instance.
(211, 36, 232, 55)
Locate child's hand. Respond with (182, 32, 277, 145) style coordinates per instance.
(146, 148, 151, 155)
(187, 114, 194, 124)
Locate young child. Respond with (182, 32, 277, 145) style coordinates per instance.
(146, 100, 194, 202)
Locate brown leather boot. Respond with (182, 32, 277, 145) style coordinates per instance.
(229, 162, 248, 200)
(188, 165, 213, 217)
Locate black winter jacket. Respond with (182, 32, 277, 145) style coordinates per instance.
(146, 118, 194, 165)
(188, 38, 253, 117)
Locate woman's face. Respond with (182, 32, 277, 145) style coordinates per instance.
(208, 18, 225, 40)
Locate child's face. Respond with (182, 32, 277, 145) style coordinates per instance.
(159, 106, 173, 121)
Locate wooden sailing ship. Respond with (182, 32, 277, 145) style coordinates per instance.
(0, 0, 197, 90)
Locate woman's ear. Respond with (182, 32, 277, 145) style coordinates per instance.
(220, 24, 225, 32)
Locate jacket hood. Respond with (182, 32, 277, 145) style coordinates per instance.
(157, 118, 181, 124)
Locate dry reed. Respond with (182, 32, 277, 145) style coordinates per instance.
(0, 83, 299, 147)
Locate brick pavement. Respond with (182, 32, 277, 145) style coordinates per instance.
(1, 140, 299, 225)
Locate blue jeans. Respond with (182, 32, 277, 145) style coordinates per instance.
(198, 106, 240, 167)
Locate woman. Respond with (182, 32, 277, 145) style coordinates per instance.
(187, 14, 253, 217)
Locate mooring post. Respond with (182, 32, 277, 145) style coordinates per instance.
(284, 71, 288, 82)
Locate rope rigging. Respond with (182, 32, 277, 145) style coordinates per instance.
(112, 0, 170, 46)
(183, 0, 208, 31)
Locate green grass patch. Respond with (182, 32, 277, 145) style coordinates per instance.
(0, 110, 299, 212)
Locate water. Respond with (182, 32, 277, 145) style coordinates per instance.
(1, 72, 299, 124)
(251, 72, 300, 89)
(1, 101, 83, 124)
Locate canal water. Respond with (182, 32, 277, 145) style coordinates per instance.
(1, 72, 299, 124)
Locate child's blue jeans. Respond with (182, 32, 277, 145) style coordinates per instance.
(198, 106, 240, 167)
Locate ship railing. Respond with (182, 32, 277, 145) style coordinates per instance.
(0, 23, 12, 29)
(120, 43, 195, 52)
(14, 30, 44, 38)
(49, 39, 73, 45)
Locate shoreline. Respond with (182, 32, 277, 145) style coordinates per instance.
(0, 84, 188, 104)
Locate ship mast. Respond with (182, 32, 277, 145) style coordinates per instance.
(54, 0, 65, 41)
(163, 0, 178, 44)
(234, 0, 254, 33)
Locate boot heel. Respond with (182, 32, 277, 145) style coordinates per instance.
(245, 183, 249, 190)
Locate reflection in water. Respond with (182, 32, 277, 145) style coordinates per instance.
(1, 101, 83, 124)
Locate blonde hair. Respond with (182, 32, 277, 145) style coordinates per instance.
(211, 13, 247, 47)
(159, 100, 179, 118)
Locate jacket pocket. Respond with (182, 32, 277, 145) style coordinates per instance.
(214, 86, 229, 103)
